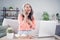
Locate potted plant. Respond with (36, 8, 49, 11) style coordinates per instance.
(56, 13, 60, 20)
(9, 6, 13, 10)
(42, 11, 49, 21)
(56, 13, 60, 23)
(6, 25, 14, 39)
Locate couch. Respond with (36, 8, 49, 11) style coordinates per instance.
(0, 18, 58, 38)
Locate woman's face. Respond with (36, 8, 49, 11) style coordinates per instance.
(24, 4, 31, 16)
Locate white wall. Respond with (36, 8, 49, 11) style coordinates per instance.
(0, 0, 60, 20)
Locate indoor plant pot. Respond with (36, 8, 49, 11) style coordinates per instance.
(9, 6, 13, 10)
(6, 26, 14, 39)
(42, 11, 49, 21)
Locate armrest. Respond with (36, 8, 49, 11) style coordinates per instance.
(0, 26, 8, 38)
(0, 26, 8, 31)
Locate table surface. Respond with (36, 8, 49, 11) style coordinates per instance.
(0, 36, 37, 40)
(0, 36, 59, 40)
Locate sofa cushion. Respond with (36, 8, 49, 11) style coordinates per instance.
(2, 18, 19, 33)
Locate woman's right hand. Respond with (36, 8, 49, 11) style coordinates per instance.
(23, 11, 27, 20)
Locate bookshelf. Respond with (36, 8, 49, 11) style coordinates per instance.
(0, 7, 19, 25)
(0, 7, 19, 19)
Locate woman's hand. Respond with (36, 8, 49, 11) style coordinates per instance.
(26, 19, 32, 25)
(27, 19, 35, 30)
(23, 10, 29, 17)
